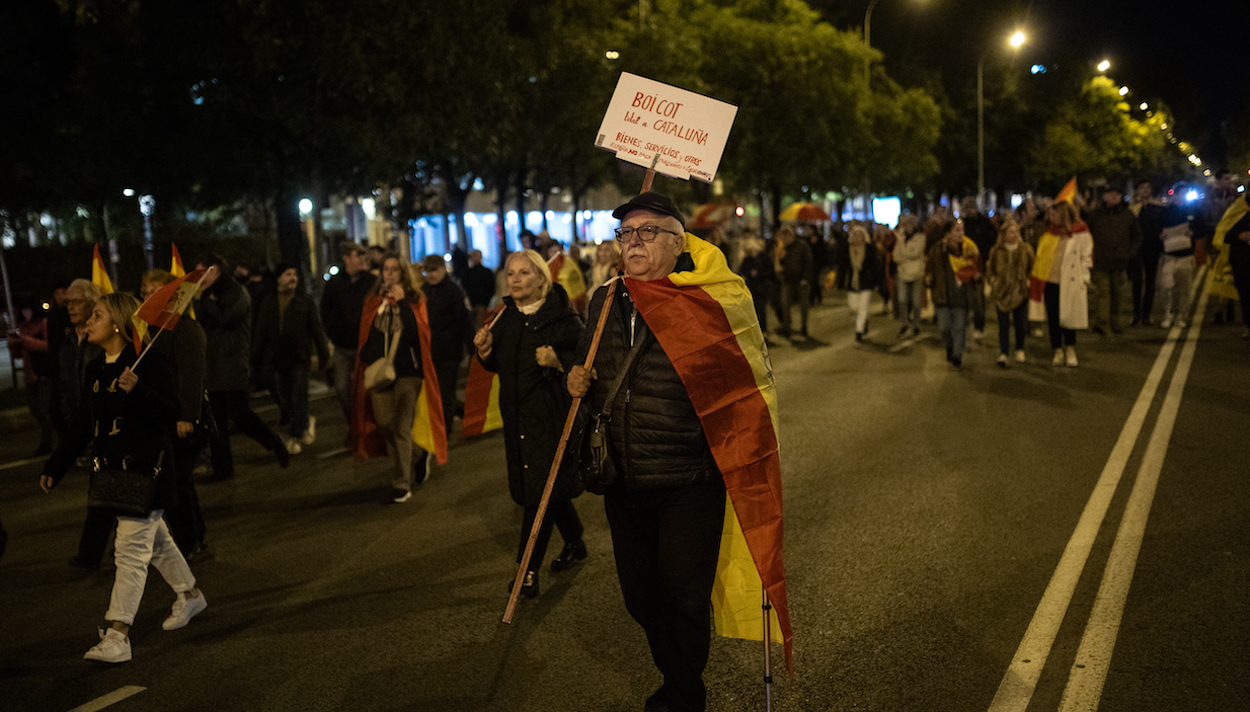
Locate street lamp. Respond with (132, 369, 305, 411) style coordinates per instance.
(1118, 85, 1129, 96)
(978, 29, 1027, 209)
(864, 0, 927, 87)
(1097, 59, 1111, 72)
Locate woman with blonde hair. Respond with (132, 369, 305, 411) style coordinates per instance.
(473, 250, 586, 596)
(1027, 200, 1093, 367)
(589, 240, 621, 289)
(986, 219, 1036, 367)
(40, 293, 206, 663)
(835, 224, 881, 342)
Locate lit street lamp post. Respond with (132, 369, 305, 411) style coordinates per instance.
(864, 0, 881, 87)
(139, 195, 155, 271)
(977, 30, 1027, 210)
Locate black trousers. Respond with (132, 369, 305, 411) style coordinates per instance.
(433, 358, 461, 436)
(76, 507, 116, 565)
(997, 301, 1029, 354)
(207, 390, 281, 479)
(517, 496, 583, 572)
(164, 434, 208, 555)
(1129, 254, 1159, 323)
(1233, 259, 1250, 327)
(605, 479, 726, 712)
(1044, 283, 1077, 348)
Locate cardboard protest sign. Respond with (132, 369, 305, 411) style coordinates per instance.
(595, 73, 738, 183)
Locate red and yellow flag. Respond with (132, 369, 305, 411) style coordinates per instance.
(548, 251, 588, 316)
(626, 234, 793, 671)
(92, 244, 114, 295)
(130, 267, 206, 354)
(350, 297, 448, 465)
(169, 243, 195, 318)
(462, 305, 504, 439)
(1055, 176, 1078, 205)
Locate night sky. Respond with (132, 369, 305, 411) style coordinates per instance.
(813, 0, 1246, 167)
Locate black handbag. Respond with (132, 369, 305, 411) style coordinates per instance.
(87, 453, 163, 518)
(580, 333, 648, 495)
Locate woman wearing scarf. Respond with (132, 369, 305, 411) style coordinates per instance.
(473, 250, 587, 598)
(835, 224, 881, 342)
(986, 219, 1036, 367)
(1027, 201, 1094, 367)
(925, 219, 980, 369)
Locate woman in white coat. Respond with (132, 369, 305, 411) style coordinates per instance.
(1027, 201, 1093, 367)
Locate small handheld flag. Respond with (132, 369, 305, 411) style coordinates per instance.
(130, 267, 211, 362)
(92, 245, 114, 295)
(169, 243, 195, 318)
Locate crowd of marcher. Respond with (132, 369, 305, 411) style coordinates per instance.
(3, 175, 1246, 712)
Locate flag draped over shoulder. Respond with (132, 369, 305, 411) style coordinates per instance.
(349, 296, 448, 465)
(92, 244, 114, 295)
(1208, 196, 1248, 300)
(462, 305, 505, 439)
(625, 234, 793, 671)
(548, 252, 588, 316)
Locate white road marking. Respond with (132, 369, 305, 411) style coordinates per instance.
(317, 446, 349, 459)
(988, 268, 1207, 712)
(1056, 285, 1210, 711)
(67, 686, 146, 712)
(0, 456, 45, 472)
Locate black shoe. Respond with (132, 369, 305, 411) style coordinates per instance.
(413, 451, 431, 485)
(854, 332, 863, 343)
(1212, 312, 1225, 325)
(644, 686, 670, 712)
(273, 440, 290, 469)
(506, 571, 540, 598)
(68, 556, 100, 570)
(951, 357, 962, 371)
(550, 540, 588, 572)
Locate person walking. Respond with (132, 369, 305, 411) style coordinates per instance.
(1027, 201, 1094, 367)
(985, 220, 1036, 367)
(39, 293, 207, 663)
(1084, 185, 1141, 334)
(737, 233, 775, 341)
(1212, 191, 1250, 338)
(960, 197, 997, 341)
(194, 255, 289, 479)
(420, 255, 475, 437)
(774, 226, 812, 338)
(353, 254, 437, 502)
(892, 214, 926, 338)
(473, 250, 587, 598)
(462, 249, 497, 328)
(1154, 202, 1198, 330)
(926, 219, 980, 370)
(9, 297, 57, 455)
(140, 270, 211, 560)
(1130, 181, 1164, 326)
(252, 264, 330, 455)
(320, 242, 378, 435)
(835, 225, 881, 342)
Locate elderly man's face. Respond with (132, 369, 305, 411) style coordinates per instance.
(65, 290, 93, 325)
(619, 210, 685, 282)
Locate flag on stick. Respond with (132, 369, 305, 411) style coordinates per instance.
(92, 244, 114, 295)
(169, 243, 195, 318)
(129, 267, 207, 357)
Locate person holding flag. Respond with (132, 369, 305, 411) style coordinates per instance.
(1028, 188, 1094, 368)
(567, 192, 791, 712)
(350, 253, 447, 503)
(39, 293, 207, 663)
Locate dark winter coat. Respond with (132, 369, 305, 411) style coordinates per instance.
(423, 279, 474, 364)
(150, 317, 207, 423)
(197, 275, 252, 392)
(962, 212, 998, 264)
(253, 291, 330, 373)
(58, 330, 102, 422)
(833, 242, 882, 292)
(461, 264, 497, 309)
(320, 269, 378, 350)
(480, 285, 584, 506)
(361, 298, 423, 378)
(738, 252, 775, 301)
(41, 348, 180, 512)
(575, 275, 720, 491)
(1085, 200, 1142, 271)
(777, 238, 813, 284)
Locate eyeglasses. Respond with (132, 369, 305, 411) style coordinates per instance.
(614, 225, 680, 244)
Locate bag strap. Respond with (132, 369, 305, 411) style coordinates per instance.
(598, 323, 650, 419)
(382, 310, 401, 362)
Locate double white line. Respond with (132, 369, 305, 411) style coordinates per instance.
(988, 269, 1211, 712)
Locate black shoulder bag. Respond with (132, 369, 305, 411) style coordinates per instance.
(580, 332, 649, 495)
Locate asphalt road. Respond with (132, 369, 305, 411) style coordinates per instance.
(1, 290, 1246, 712)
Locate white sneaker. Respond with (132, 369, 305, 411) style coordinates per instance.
(284, 437, 302, 455)
(162, 591, 207, 631)
(300, 416, 317, 446)
(1160, 316, 1173, 329)
(1014, 349, 1026, 363)
(973, 329, 984, 342)
(1052, 349, 1065, 366)
(84, 628, 131, 663)
(1176, 319, 1188, 329)
(997, 353, 1009, 368)
(1065, 346, 1079, 367)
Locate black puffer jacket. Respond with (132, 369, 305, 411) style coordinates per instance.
(575, 280, 718, 491)
(480, 285, 584, 505)
(197, 275, 252, 392)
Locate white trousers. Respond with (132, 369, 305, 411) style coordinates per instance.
(106, 509, 196, 626)
(1157, 254, 1195, 322)
(847, 290, 873, 334)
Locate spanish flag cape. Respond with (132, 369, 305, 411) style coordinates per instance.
(947, 237, 981, 285)
(548, 251, 588, 317)
(462, 304, 505, 439)
(1027, 221, 1092, 322)
(349, 296, 448, 464)
(626, 233, 793, 671)
(1207, 195, 1248, 300)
